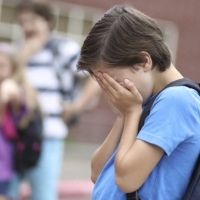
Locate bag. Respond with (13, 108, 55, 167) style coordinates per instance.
(14, 108, 43, 173)
(126, 78, 200, 200)
(183, 154, 200, 199)
(2, 106, 18, 141)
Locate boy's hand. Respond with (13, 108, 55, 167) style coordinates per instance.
(96, 73, 143, 115)
(0, 79, 21, 104)
(60, 102, 80, 123)
(17, 32, 48, 65)
(24, 33, 47, 56)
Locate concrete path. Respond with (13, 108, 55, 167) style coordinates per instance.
(61, 140, 99, 180)
(60, 140, 100, 200)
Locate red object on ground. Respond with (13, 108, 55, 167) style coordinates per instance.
(59, 180, 94, 198)
(20, 179, 94, 199)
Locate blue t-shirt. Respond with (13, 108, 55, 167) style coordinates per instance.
(92, 86, 200, 200)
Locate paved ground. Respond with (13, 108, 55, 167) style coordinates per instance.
(61, 140, 99, 180)
(59, 140, 100, 200)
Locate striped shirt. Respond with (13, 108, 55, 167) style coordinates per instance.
(25, 36, 82, 139)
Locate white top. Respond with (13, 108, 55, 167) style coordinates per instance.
(25, 36, 84, 139)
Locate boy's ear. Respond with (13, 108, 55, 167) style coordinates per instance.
(141, 51, 152, 72)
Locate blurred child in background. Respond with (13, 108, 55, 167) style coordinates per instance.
(8, 1, 100, 200)
(0, 43, 39, 200)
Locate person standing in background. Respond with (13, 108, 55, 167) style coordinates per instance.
(0, 43, 39, 200)
(7, 1, 100, 200)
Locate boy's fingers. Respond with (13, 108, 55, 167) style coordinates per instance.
(97, 73, 126, 99)
(97, 73, 116, 94)
(124, 79, 136, 94)
(98, 78, 113, 98)
(103, 73, 121, 92)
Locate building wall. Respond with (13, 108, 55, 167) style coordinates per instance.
(58, 0, 200, 81)
(63, 0, 200, 144)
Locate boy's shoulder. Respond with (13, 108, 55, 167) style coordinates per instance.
(152, 85, 200, 112)
(50, 35, 80, 58)
(158, 85, 199, 102)
(50, 35, 80, 49)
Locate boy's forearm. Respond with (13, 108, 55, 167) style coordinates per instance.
(16, 45, 33, 65)
(91, 114, 124, 183)
(115, 110, 142, 171)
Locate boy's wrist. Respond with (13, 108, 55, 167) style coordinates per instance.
(70, 102, 82, 114)
(124, 108, 142, 119)
(117, 112, 124, 119)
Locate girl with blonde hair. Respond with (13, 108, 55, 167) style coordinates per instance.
(0, 43, 39, 200)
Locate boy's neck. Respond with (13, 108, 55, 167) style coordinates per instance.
(152, 64, 183, 95)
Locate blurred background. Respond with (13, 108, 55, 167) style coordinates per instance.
(0, 0, 199, 199)
(0, 0, 200, 144)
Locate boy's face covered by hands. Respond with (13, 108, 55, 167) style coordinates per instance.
(92, 65, 152, 115)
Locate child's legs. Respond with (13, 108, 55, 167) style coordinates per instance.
(6, 174, 21, 199)
(7, 139, 65, 200)
(27, 139, 65, 200)
(0, 180, 11, 200)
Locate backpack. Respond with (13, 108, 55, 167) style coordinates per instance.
(14, 108, 43, 174)
(126, 78, 200, 200)
(2, 105, 19, 141)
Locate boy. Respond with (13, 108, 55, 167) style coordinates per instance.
(8, 2, 100, 200)
(77, 5, 200, 200)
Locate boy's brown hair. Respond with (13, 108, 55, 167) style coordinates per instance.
(16, 1, 55, 29)
(77, 5, 171, 73)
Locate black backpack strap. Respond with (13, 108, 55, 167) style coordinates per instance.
(126, 77, 200, 200)
(126, 192, 141, 200)
(138, 77, 200, 132)
(183, 154, 200, 200)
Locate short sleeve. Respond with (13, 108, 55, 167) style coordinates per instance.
(137, 86, 200, 156)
